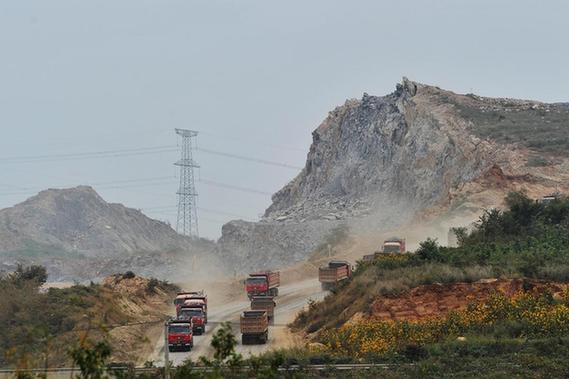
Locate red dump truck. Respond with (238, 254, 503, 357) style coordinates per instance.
(318, 260, 352, 290)
(250, 296, 276, 320)
(240, 310, 269, 344)
(167, 320, 194, 352)
(174, 291, 206, 314)
(182, 299, 208, 324)
(245, 271, 280, 299)
(177, 306, 206, 334)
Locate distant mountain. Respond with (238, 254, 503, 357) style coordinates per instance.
(0, 186, 215, 281)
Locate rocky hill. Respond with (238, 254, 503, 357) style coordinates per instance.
(217, 78, 569, 273)
(0, 186, 216, 281)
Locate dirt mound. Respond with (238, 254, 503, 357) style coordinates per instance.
(368, 279, 568, 322)
(76, 274, 177, 365)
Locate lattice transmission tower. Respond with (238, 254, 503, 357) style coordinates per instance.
(174, 128, 199, 238)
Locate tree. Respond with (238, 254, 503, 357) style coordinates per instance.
(416, 238, 441, 261)
(450, 227, 468, 247)
(210, 322, 237, 361)
(11, 265, 48, 287)
(69, 339, 112, 379)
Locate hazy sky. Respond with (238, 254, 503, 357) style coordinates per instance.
(1, 0, 568, 239)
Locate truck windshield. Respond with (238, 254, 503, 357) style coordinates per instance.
(179, 309, 203, 318)
(246, 278, 267, 285)
(383, 244, 401, 253)
(168, 325, 190, 334)
(174, 298, 186, 305)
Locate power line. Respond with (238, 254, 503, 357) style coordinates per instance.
(0, 146, 178, 164)
(0, 145, 303, 172)
(0, 176, 177, 197)
(196, 147, 302, 170)
(143, 205, 246, 219)
(0, 176, 274, 198)
(199, 178, 273, 196)
(199, 130, 306, 152)
(0, 175, 277, 200)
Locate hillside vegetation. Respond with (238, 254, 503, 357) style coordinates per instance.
(449, 95, 569, 156)
(294, 192, 569, 333)
(282, 192, 569, 376)
(0, 268, 177, 369)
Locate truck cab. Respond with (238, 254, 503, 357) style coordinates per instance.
(181, 299, 208, 323)
(379, 238, 406, 254)
(245, 271, 280, 299)
(167, 321, 193, 352)
(177, 306, 206, 335)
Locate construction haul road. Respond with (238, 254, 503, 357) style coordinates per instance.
(149, 278, 326, 366)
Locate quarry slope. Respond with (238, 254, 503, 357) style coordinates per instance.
(217, 78, 569, 273)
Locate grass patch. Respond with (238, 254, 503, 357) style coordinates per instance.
(446, 96, 569, 156)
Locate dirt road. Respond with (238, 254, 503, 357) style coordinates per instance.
(148, 278, 326, 366)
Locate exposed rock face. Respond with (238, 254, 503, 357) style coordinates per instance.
(217, 78, 569, 273)
(0, 186, 216, 281)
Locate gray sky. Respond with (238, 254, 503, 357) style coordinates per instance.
(1, 0, 568, 239)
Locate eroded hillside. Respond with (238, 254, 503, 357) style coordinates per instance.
(0, 269, 176, 368)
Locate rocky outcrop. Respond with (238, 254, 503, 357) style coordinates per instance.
(217, 78, 569, 273)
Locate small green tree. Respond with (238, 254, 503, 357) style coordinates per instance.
(416, 238, 441, 261)
(11, 265, 48, 287)
(211, 322, 237, 361)
(69, 340, 112, 379)
(450, 227, 468, 247)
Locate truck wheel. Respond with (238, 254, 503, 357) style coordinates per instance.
(241, 335, 247, 345)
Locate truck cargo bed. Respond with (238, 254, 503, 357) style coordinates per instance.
(240, 310, 269, 334)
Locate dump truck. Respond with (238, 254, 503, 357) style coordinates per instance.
(250, 296, 276, 320)
(167, 320, 194, 352)
(177, 306, 206, 334)
(318, 260, 352, 290)
(541, 192, 561, 204)
(181, 299, 208, 323)
(245, 271, 280, 299)
(240, 310, 269, 344)
(174, 291, 206, 314)
(378, 238, 406, 254)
